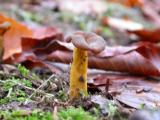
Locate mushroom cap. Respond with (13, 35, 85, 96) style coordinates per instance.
(66, 31, 106, 53)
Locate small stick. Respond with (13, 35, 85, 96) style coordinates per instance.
(53, 106, 58, 120)
(6, 88, 13, 97)
(105, 78, 110, 94)
(24, 74, 56, 104)
(105, 78, 113, 99)
(0, 80, 54, 99)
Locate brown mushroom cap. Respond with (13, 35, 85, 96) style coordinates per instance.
(66, 31, 106, 53)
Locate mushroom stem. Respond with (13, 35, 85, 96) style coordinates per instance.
(70, 47, 88, 99)
(68, 31, 106, 99)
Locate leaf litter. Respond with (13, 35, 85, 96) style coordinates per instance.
(0, 0, 160, 120)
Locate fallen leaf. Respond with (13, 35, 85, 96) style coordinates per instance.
(91, 95, 110, 114)
(0, 14, 33, 60)
(101, 17, 143, 31)
(0, 14, 63, 64)
(130, 110, 160, 120)
(128, 29, 160, 43)
(107, 0, 144, 8)
(0, 22, 11, 35)
(22, 27, 63, 51)
(141, 1, 160, 27)
(2, 23, 160, 77)
(45, 42, 160, 76)
(88, 73, 160, 109)
(3, 27, 63, 71)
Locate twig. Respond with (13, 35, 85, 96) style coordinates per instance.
(0, 80, 54, 99)
(6, 88, 13, 97)
(105, 78, 110, 93)
(24, 74, 56, 104)
(53, 106, 58, 120)
(105, 78, 113, 99)
(19, 83, 55, 97)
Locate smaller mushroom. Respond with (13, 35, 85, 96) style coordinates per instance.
(67, 31, 106, 99)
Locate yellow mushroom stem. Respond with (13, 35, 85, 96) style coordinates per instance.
(70, 47, 88, 99)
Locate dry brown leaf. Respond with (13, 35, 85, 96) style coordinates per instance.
(1, 22, 160, 77)
(128, 29, 160, 43)
(108, 0, 144, 8)
(0, 14, 63, 63)
(101, 17, 143, 31)
(0, 14, 33, 60)
(7, 38, 160, 76)
(45, 42, 160, 76)
(88, 73, 160, 109)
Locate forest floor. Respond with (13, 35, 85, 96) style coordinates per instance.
(0, 0, 160, 120)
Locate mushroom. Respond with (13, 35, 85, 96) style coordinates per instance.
(67, 31, 106, 99)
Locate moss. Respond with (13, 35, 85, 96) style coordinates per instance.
(0, 110, 52, 120)
(58, 107, 97, 120)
